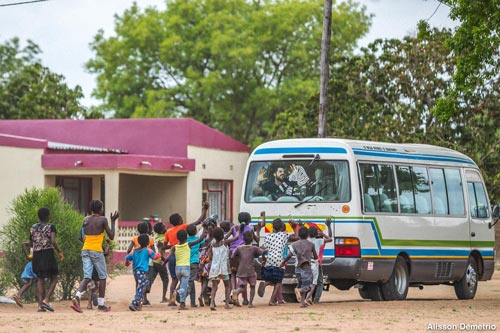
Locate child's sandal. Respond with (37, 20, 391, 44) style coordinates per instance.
(13, 295, 23, 307)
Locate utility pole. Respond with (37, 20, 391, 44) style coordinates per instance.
(318, 0, 332, 138)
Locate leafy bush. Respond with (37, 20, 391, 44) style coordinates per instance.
(0, 187, 84, 301)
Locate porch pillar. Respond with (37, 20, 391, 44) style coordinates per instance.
(104, 172, 120, 215)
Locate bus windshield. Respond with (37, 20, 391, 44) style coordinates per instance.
(244, 160, 350, 202)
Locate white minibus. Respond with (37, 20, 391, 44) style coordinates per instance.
(240, 138, 496, 301)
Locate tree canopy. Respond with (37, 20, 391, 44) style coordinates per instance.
(86, 0, 370, 146)
(433, 0, 500, 120)
(270, 23, 500, 202)
(0, 38, 90, 120)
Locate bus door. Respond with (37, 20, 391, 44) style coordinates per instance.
(465, 170, 494, 247)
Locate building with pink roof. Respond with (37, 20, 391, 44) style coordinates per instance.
(0, 118, 248, 256)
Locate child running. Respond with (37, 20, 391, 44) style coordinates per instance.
(208, 227, 239, 310)
(197, 217, 217, 307)
(30, 207, 64, 312)
(148, 221, 169, 303)
(231, 230, 265, 308)
(281, 226, 318, 308)
(86, 238, 111, 310)
(258, 216, 297, 305)
(125, 234, 161, 311)
(164, 202, 209, 306)
(163, 229, 206, 310)
(186, 224, 204, 307)
(12, 242, 37, 307)
(228, 212, 259, 305)
(306, 218, 332, 304)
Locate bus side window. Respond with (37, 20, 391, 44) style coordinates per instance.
(446, 169, 465, 216)
(429, 168, 449, 215)
(468, 182, 490, 219)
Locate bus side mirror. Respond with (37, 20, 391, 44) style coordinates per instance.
(488, 204, 500, 229)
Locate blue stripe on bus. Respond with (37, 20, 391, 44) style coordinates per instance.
(252, 218, 493, 259)
(323, 249, 494, 257)
(254, 147, 347, 155)
(352, 149, 476, 165)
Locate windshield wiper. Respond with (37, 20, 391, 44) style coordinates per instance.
(294, 183, 327, 208)
(309, 154, 320, 166)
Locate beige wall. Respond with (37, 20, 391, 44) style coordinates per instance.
(0, 146, 45, 229)
(187, 146, 248, 223)
(119, 173, 187, 222)
(0, 144, 247, 231)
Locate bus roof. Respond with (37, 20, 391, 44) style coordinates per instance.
(251, 138, 476, 167)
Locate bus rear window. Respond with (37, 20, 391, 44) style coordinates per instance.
(244, 160, 350, 202)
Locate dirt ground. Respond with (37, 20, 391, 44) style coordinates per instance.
(1, 269, 499, 333)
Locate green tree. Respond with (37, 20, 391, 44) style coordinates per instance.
(0, 187, 84, 301)
(270, 24, 500, 202)
(86, 0, 370, 146)
(0, 38, 95, 120)
(433, 0, 500, 119)
(272, 24, 458, 143)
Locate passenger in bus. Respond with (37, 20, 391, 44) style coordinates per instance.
(254, 164, 314, 201)
(253, 165, 296, 200)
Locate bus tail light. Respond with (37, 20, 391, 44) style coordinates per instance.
(335, 237, 361, 257)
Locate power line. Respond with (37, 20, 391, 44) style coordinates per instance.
(0, 0, 49, 7)
(426, 2, 442, 21)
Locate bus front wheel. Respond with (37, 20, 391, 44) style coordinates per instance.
(454, 256, 478, 300)
(381, 256, 409, 301)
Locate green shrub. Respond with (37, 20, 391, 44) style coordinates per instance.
(0, 187, 84, 301)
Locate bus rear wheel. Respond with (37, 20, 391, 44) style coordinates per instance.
(381, 256, 409, 301)
(454, 256, 478, 300)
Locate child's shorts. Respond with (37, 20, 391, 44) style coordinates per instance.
(21, 261, 37, 280)
(237, 276, 257, 288)
(261, 265, 284, 285)
(311, 260, 319, 285)
(295, 266, 313, 291)
(210, 274, 229, 281)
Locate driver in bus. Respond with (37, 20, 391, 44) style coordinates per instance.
(253, 164, 301, 200)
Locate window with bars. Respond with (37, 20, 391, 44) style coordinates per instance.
(202, 180, 232, 222)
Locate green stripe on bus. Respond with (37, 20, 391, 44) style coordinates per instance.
(252, 215, 495, 248)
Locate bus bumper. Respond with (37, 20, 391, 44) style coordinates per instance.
(322, 257, 395, 282)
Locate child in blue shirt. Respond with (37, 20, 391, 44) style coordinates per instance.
(125, 234, 160, 311)
(186, 224, 205, 307)
(13, 242, 37, 307)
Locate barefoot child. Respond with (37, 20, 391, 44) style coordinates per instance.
(164, 202, 209, 306)
(306, 218, 332, 304)
(281, 226, 317, 308)
(208, 227, 239, 310)
(197, 218, 217, 307)
(258, 216, 297, 305)
(231, 231, 265, 308)
(13, 242, 37, 307)
(87, 238, 111, 310)
(148, 221, 169, 303)
(163, 229, 206, 310)
(125, 234, 161, 311)
(186, 224, 205, 307)
(228, 212, 260, 305)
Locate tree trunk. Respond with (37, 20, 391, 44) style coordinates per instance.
(318, 0, 332, 138)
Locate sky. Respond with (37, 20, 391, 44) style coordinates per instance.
(0, 0, 457, 108)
